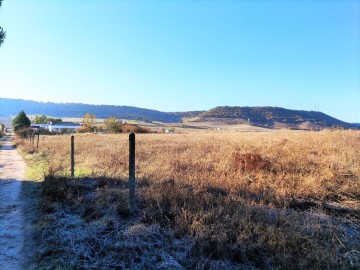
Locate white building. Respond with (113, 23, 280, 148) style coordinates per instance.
(31, 122, 80, 132)
(48, 122, 81, 132)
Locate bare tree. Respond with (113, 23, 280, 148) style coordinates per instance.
(0, 0, 5, 47)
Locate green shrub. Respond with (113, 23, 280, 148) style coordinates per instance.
(13, 111, 31, 130)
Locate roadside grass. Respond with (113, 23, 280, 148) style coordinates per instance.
(15, 130, 360, 269)
(23, 152, 48, 181)
(15, 139, 93, 180)
(73, 165, 93, 178)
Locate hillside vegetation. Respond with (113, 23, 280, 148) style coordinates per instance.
(1, 98, 357, 130)
(0, 98, 180, 123)
(16, 131, 360, 269)
(196, 106, 357, 129)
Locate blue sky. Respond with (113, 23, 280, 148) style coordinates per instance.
(0, 0, 359, 122)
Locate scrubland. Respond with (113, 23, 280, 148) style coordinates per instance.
(17, 130, 360, 269)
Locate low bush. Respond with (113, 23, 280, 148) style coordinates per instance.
(76, 126, 94, 133)
(14, 127, 32, 138)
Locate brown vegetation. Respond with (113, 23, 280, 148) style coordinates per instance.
(16, 130, 360, 269)
(76, 126, 94, 133)
(232, 152, 272, 173)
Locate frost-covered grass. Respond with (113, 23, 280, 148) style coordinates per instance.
(36, 176, 359, 269)
(38, 177, 239, 269)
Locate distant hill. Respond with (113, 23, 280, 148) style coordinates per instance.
(0, 98, 357, 130)
(0, 98, 181, 123)
(194, 106, 358, 130)
(170, 111, 205, 119)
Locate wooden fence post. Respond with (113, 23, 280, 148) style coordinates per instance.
(129, 132, 136, 214)
(37, 133, 40, 149)
(30, 133, 34, 144)
(71, 135, 75, 177)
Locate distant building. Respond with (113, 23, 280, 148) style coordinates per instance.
(30, 125, 41, 132)
(48, 122, 81, 132)
(31, 122, 80, 132)
(120, 123, 139, 133)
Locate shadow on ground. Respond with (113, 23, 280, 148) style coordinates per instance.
(0, 179, 41, 270)
(35, 176, 360, 270)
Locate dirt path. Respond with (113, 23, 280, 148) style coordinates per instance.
(0, 134, 37, 269)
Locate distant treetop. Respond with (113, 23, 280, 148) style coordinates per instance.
(0, 0, 5, 47)
(34, 115, 62, 124)
(13, 110, 31, 130)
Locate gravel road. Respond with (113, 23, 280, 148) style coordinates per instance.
(0, 134, 36, 269)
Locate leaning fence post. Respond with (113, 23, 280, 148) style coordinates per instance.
(37, 133, 40, 149)
(129, 132, 136, 214)
(71, 135, 75, 177)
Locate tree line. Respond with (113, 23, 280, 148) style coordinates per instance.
(11, 111, 149, 136)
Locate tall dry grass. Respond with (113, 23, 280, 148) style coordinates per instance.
(17, 130, 360, 269)
(25, 130, 360, 204)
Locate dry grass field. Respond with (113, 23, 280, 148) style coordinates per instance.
(17, 130, 360, 269)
